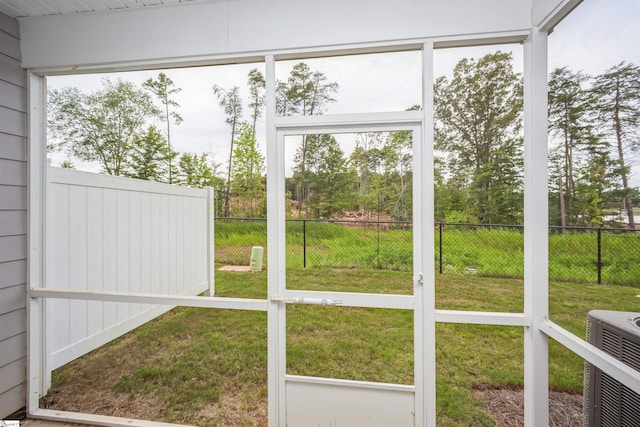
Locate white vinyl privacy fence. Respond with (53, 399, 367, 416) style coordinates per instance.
(45, 166, 213, 384)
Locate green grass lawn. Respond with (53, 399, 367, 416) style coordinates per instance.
(47, 267, 640, 426)
(215, 220, 640, 287)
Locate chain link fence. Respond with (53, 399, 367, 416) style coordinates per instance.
(214, 218, 640, 286)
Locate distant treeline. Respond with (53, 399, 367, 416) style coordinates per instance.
(48, 55, 640, 228)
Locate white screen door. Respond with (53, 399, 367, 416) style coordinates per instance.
(267, 114, 434, 426)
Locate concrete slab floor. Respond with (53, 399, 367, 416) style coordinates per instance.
(14, 420, 90, 426)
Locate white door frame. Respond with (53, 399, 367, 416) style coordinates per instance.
(265, 111, 434, 426)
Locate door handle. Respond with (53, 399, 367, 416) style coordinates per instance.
(289, 297, 343, 306)
(270, 295, 343, 306)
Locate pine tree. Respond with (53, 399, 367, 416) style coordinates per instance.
(247, 69, 266, 136)
(125, 125, 177, 182)
(277, 63, 338, 217)
(213, 85, 243, 217)
(548, 67, 594, 229)
(143, 72, 183, 183)
(231, 122, 265, 217)
(592, 62, 640, 229)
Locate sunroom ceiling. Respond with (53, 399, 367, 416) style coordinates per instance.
(0, 0, 207, 18)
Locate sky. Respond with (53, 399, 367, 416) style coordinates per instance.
(47, 0, 640, 182)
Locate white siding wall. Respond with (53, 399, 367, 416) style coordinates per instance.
(0, 11, 27, 419)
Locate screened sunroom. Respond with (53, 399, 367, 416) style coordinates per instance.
(1, 0, 639, 426)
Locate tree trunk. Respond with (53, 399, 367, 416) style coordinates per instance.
(165, 97, 173, 184)
(224, 119, 237, 217)
(563, 122, 574, 223)
(558, 174, 566, 233)
(613, 88, 636, 229)
(300, 135, 310, 219)
(616, 126, 635, 229)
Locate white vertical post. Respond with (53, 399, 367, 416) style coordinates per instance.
(265, 54, 286, 426)
(27, 72, 48, 410)
(523, 28, 549, 427)
(205, 186, 215, 297)
(418, 42, 437, 427)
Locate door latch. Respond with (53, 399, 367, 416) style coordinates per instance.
(269, 295, 343, 306)
(289, 297, 343, 306)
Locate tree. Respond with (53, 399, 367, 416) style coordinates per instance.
(143, 72, 183, 183)
(548, 67, 595, 229)
(213, 85, 243, 217)
(279, 62, 338, 116)
(384, 133, 413, 221)
(231, 122, 265, 217)
(435, 52, 523, 223)
(315, 138, 355, 218)
(125, 125, 177, 182)
(291, 134, 354, 219)
(48, 79, 161, 176)
(177, 152, 217, 188)
(247, 68, 266, 136)
(573, 137, 619, 227)
(592, 62, 640, 229)
(178, 154, 226, 215)
(277, 63, 339, 217)
(350, 132, 386, 217)
(348, 129, 415, 221)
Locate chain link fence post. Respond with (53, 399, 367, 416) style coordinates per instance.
(438, 222, 443, 275)
(377, 220, 381, 270)
(303, 219, 307, 268)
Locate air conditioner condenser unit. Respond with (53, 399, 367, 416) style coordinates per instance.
(584, 310, 640, 427)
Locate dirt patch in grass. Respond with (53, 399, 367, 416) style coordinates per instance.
(218, 265, 253, 272)
(478, 388, 584, 426)
(41, 385, 166, 421)
(196, 388, 267, 427)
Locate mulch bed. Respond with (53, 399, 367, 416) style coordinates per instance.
(479, 388, 584, 426)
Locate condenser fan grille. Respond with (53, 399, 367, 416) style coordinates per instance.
(622, 338, 640, 371)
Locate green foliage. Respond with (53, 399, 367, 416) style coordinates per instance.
(247, 68, 265, 134)
(276, 64, 341, 218)
(231, 122, 266, 217)
(143, 72, 183, 127)
(547, 63, 640, 229)
(548, 67, 610, 228)
(47, 59, 640, 228)
(213, 84, 244, 217)
(290, 134, 356, 219)
(276, 62, 338, 116)
(60, 160, 75, 169)
(591, 62, 640, 228)
(125, 125, 177, 182)
(48, 78, 161, 176)
(177, 152, 220, 189)
(435, 52, 523, 224)
(346, 130, 415, 221)
(143, 72, 183, 183)
(444, 210, 476, 224)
